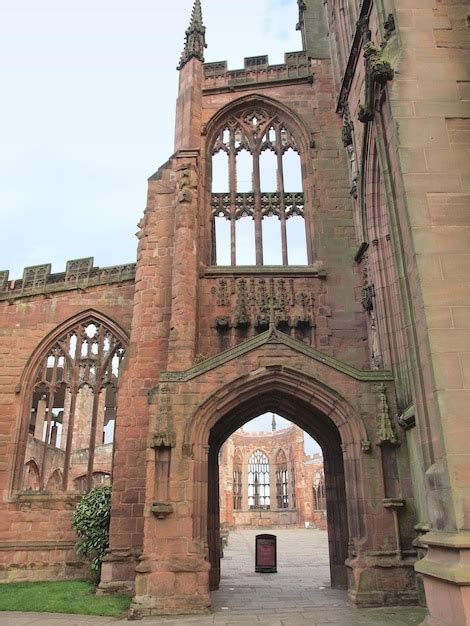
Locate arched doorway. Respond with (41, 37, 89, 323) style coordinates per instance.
(207, 395, 349, 591)
(186, 366, 367, 598)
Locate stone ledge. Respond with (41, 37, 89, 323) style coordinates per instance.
(0, 540, 76, 551)
(202, 264, 325, 277)
(419, 531, 470, 550)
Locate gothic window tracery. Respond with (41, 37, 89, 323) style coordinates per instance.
(248, 449, 270, 510)
(275, 449, 289, 509)
(313, 469, 326, 511)
(211, 107, 308, 267)
(22, 317, 126, 493)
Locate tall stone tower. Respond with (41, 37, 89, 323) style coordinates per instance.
(99, 0, 418, 616)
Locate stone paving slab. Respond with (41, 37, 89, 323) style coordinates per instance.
(0, 529, 427, 625)
(0, 608, 428, 625)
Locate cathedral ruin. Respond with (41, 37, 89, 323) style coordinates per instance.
(0, 1, 469, 624)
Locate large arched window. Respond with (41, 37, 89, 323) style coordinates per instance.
(247, 449, 270, 510)
(211, 107, 308, 267)
(21, 315, 126, 493)
(275, 449, 289, 509)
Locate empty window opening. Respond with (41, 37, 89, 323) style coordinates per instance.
(262, 216, 283, 265)
(236, 217, 256, 265)
(212, 150, 229, 193)
(210, 108, 308, 266)
(248, 450, 270, 510)
(21, 318, 126, 494)
(215, 412, 332, 608)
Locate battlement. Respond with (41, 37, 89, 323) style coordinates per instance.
(0, 257, 135, 301)
(203, 51, 312, 90)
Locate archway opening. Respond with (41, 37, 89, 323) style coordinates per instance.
(206, 391, 350, 597)
(215, 412, 335, 606)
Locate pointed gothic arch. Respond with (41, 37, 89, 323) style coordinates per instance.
(11, 309, 129, 494)
(185, 365, 368, 591)
(204, 94, 315, 266)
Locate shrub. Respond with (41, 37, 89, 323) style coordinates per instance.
(72, 486, 112, 580)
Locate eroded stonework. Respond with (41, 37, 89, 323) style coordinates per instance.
(1, 0, 469, 624)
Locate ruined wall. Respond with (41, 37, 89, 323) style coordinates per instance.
(219, 425, 322, 529)
(0, 261, 134, 581)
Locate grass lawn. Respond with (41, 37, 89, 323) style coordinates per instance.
(0, 580, 132, 616)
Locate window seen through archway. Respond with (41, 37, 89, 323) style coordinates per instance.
(211, 108, 308, 266)
(23, 318, 126, 493)
(248, 449, 270, 510)
(275, 449, 289, 509)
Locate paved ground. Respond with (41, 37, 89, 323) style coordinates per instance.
(0, 528, 427, 625)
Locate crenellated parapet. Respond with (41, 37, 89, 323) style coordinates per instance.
(203, 52, 312, 91)
(0, 257, 135, 300)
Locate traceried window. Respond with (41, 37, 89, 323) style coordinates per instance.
(233, 449, 243, 510)
(313, 469, 326, 511)
(290, 447, 296, 508)
(211, 107, 308, 267)
(275, 449, 289, 509)
(248, 449, 270, 510)
(22, 317, 126, 493)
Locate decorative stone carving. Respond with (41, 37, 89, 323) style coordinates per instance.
(151, 385, 176, 449)
(176, 163, 196, 204)
(361, 284, 375, 312)
(21, 264, 51, 292)
(383, 14, 396, 41)
(65, 257, 93, 284)
(376, 384, 399, 446)
(358, 42, 394, 124)
(177, 0, 206, 70)
(342, 121, 353, 147)
(151, 502, 173, 519)
(0, 270, 9, 291)
(212, 277, 315, 334)
(361, 439, 372, 453)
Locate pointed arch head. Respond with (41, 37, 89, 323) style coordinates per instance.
(185, 365, 368, 454)
(19, 309, 129, 391)
(275, 448, 288, 465)
(12, 309, 129, 494)
(206, 93, 311, 157)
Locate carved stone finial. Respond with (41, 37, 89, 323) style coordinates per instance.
(177, 0, 206, 70)
(376, 384, 399, 446)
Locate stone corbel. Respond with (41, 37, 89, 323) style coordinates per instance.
(398, 404, 416, 430)
(151, 502, 173, 519)
(151, 432, 176, 449)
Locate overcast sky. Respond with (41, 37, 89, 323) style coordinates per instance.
(0, 0, 302, 280)
(0, 0, 322, 453)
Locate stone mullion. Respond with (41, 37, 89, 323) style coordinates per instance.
(229, 131, 237, 266)
(39, 356, 58, 490)
(86, 324, 104, 492)
(61, 329, 82, 491)
(86, 389, 101, 492)
(253, 148, 263, 265)
(34, 397, 47, 440)
(61, 385, 77, 491)
(276, 133, 288, 265)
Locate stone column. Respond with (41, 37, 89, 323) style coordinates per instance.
(34, 398, 47, 440)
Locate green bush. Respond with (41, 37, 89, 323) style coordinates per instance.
(72, 486, 112, 579)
